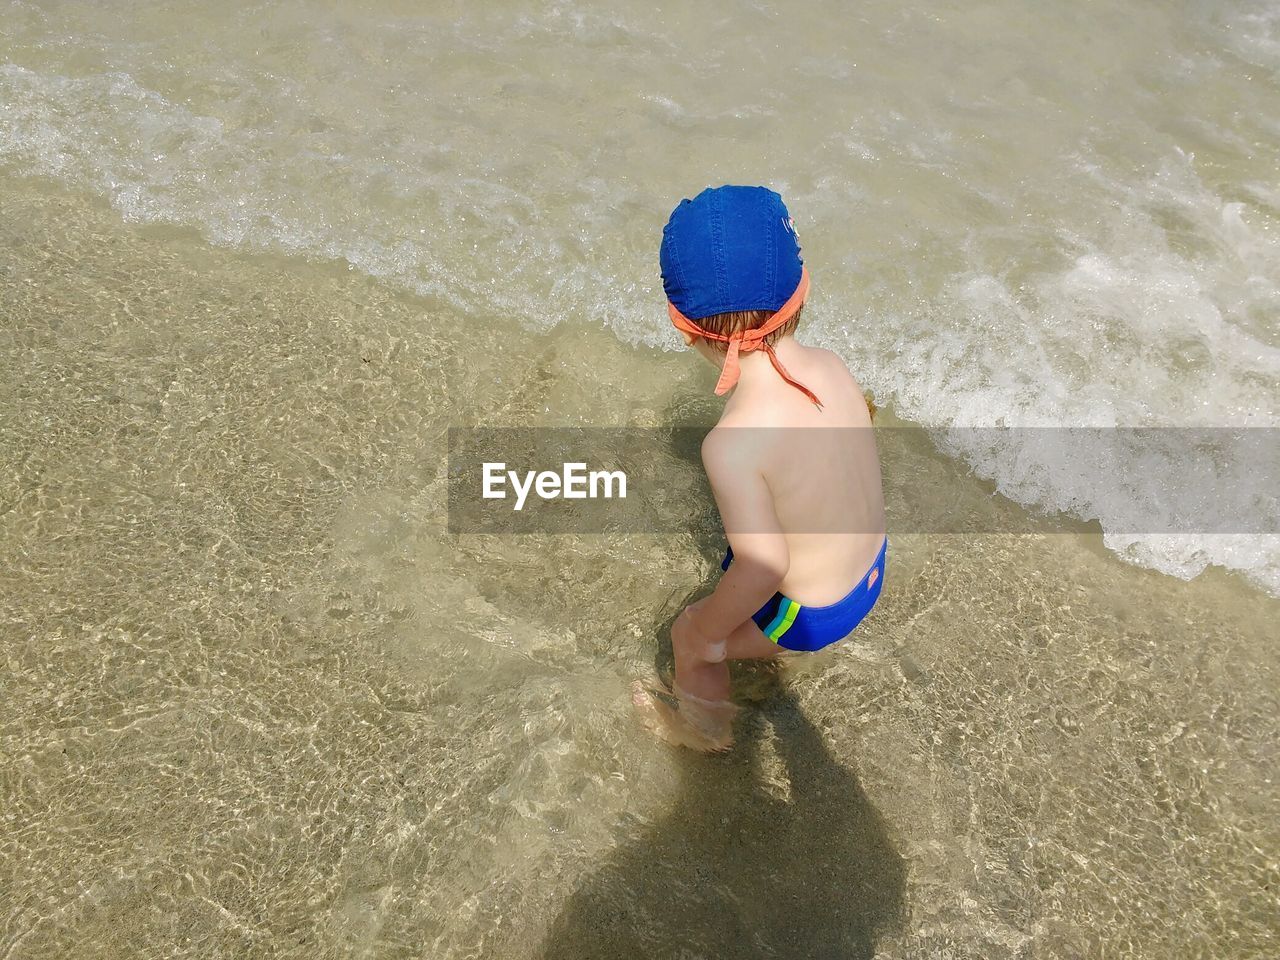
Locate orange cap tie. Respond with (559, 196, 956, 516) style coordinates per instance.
(714, 337, 741, 396)
(667, 266, 820, 407)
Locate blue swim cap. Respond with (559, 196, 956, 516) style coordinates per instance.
(659, 185, 804, 321)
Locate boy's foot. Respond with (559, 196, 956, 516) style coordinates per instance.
(630, 678, 738, 753)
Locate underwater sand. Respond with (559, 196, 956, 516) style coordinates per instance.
(1, 180, 1276, 959)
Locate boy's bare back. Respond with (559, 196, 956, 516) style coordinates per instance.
(707, 336, 886, 606)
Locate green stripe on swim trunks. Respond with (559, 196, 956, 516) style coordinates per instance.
(765, 598, 801, 642)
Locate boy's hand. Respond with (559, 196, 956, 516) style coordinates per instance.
(673, 601, 727, 663)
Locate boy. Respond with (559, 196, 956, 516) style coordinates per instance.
(633, 185, 887, 752)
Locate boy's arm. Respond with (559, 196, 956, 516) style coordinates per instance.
(683, 430, 789, 642)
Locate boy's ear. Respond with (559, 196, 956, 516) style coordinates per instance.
(680, 331, 696, 347)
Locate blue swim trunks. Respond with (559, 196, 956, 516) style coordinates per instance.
(721, 537, 887, 652)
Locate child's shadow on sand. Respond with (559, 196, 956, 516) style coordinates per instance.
(538, 686, 906, 959)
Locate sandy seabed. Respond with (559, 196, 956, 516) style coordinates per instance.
(1, 180, 1276, 959)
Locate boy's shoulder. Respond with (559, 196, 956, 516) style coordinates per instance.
(700, 420, 751, 457)
(700, 419, 768, 476)
(803, 344, 859, 380)
(795, 344, 866, 407)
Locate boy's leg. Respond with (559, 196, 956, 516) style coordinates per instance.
(672, 620, 731, 702)
(632, 615, 780, 753)
(724, 618, 782, 660)
(670, 619, 779, 699)
(628, 614, 738, 751)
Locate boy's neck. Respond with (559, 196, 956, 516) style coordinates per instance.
(733, 333, 802, 389)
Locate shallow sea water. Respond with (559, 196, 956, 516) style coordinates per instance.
(2, 181, 1276, 958)
(3, 0, 1279, 590)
